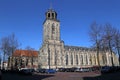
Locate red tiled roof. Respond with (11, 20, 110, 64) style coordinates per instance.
(12, 50, 38, 57)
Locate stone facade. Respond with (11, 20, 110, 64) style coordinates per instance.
(38, 9, 119, 69)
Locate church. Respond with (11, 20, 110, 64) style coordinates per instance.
(38, 8, 119, 69)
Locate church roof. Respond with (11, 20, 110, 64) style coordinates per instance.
(12, 50, 38, 57)
(64, 45, 95, 51)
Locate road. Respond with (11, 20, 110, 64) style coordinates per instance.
(2, 71, 120, 80)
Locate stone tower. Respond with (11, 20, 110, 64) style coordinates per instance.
(43, 9, 60, 41)
(39, 9, 65, 69)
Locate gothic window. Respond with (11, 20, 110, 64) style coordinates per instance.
(52, 13, 54, 19)
(102, 55, 105, 65)
(48, 13, 50, 18)
(52, 23, 55, 34)
(89, 55, 92, 65)
(66, 54, 68, 65)
(15, 58, 18, 66)
(76, 55, 78, 65)
(81, 55, 83, 65)
(26, 58, 28, 66)
(46, 23, 50, 39)
(86, 55, 88, 65)
(55, 51, 57, 65)
(94, 56, 96, 65)
(71, 54, 73, 65)
(20, 58, 23, 66)
(31, 57, 34, 65)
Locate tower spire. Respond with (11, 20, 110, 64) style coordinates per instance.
(50, 2, 53, 9)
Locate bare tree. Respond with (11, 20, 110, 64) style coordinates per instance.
(113, 29, 120, 65)
(102, 23, 117, 66)
(1, 36, 10, 62)
(90, 22, 120, 66)
(0, 33, 19, 69)
(9, 33, 19, 56)
(89, 22, 103, 67)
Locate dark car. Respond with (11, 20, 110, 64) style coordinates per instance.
(58, 68, 66, 72)
(101, 66, 111, 73)
(19, 69, 34, 75)
(45, 69, 56, 74)
(0, 70, 2, 80)
(39, 69, 46, 73)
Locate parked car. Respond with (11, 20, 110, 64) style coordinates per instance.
(19, 69, 34, 75)
(0, 70, 2, 80)
(45, 69, 56, 74)
(101, 66, 111, 73)
(58, 68, 66, 72)
(38, 69, 46, 73)
(74, 68, 80, 72)
(79, 68, 90, 72)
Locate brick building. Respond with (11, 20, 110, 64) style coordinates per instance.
(8, 50, 38, 70)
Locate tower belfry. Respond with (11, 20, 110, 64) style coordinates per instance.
(43, 8, 60, 42)
(45, 9, 57, 20)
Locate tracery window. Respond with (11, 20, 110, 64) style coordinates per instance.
(80, 55, 83, 65)
(66, 54, 68, 65)
(71, 54, 73, 65)
(52, 13, 54, 19)
(55, 51, 57, 65)
(76, 55, 78, 65)
(48, 13, 50, 18)
(86, 55, 88, 65)
(52, 23, 55, 34)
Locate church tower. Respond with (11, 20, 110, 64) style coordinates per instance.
(39, 8, 65, 69)
(43, 9, 60, 42)
(38, 8, 119, 70)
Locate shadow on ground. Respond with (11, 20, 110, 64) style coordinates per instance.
(83, 71, 120, 80)
(2, 72, 55, 80)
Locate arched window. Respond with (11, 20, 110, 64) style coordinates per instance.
(94, 55, 96, 65)
(76, 55, 78, 65)
(86, 55, 88, 65)
(15, 58, 18, 66)
(66, 54, 68, 65)
(102, 55, 105, 65)
(26, 58, 28, 66)
(55, 50, 57, 65)
(52, 23, 55, 34)
(71, 54, 73, 65)
(89, 55, 92, 65)
(80, 55, 83, 65)
(52, 13, 54, 19)
(48, 13, 50, 18)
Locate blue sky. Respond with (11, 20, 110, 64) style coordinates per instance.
(0, 0, 120, 50)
